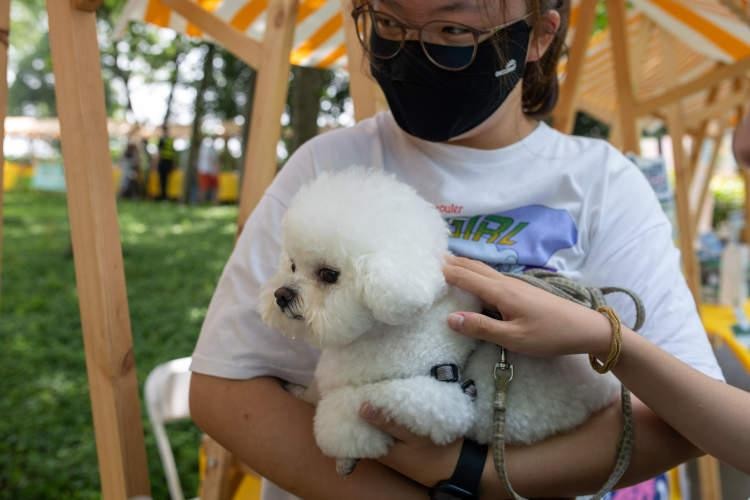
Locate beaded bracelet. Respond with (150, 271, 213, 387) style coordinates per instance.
(589, 306, 623, 374)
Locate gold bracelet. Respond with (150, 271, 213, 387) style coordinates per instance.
(589, 306, 623, 374)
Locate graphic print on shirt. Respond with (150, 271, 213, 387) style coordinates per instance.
(446, 205, 578, 273)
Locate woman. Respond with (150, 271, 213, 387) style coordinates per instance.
(189, 1, 724, 498)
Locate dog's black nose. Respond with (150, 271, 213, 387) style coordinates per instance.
(274, 287, 296, 308)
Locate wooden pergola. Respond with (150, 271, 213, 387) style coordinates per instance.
(555, 0, 750, 308)
(1, 0, 749, 498)
(554, 3, 750, 496)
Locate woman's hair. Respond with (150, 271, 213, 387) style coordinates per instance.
(520, 0, 569, 118)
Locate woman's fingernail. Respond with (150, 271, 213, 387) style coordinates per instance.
(448, 313, 465, 330)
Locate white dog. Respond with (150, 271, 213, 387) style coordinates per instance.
(260, 167, 619, 475)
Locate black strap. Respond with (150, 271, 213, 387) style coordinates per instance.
(449, 439, 487, 497)
(431, 363, 460, 383)
(461, 379, 477, 400)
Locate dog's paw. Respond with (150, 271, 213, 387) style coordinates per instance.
(314, 387, 393, 459)
(366, 376, 476, 445)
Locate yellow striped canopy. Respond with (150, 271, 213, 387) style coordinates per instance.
(121, 1, 750, 69)
(118, 0, 349, 68)
(566, 0, 750, 127)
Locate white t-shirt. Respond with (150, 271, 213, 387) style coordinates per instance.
(191, 112, 724, 500)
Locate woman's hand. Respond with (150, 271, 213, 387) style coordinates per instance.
(359, 403, 462, 487)
(443, 255, 613, 359)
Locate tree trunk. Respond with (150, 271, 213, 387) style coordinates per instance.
(182, 43, 215, 204)
(162, 49, 185, 129)
(287, 65, 325, 155)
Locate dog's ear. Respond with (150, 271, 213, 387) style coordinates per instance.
(357, 251, 446, 325)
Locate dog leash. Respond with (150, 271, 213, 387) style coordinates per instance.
(491, 269, 646, 500)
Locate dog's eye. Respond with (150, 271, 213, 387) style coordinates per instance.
(317, 268, 339, 284)
(291, 261, 296, 273)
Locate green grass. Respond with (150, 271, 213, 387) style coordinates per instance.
(1, 190, 238, 499)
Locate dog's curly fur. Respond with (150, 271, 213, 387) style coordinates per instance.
(259, 167, 619, 474)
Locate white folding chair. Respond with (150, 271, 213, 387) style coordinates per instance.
(144, 356, 195, 500)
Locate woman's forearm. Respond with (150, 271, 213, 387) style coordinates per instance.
(189, 373, 427, 500)
(479, 397, 701, 498)
(609, 328, 750, 473)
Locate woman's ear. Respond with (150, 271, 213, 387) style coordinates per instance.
(528, 10, 562, 62)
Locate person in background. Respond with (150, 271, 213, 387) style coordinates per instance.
(197, 136, 220, 203)
(157, 125, 176, 201)
(117, 142, 142, 199)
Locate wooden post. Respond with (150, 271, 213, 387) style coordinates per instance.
(340, 0, 378, 122)
(201, 436, 242, 500)
(666, 104, 703, 302)
(658, 23, 722, 500)
(697, 457, 723, 500)
(605, 0, 641, 154)
(46, 2, 151, 498)
(237, 0, 299, 232)
(687, 86, 720, 185)
(693, 129, 724, 236)
(205, 3, 301, 491)
(0, 0, 8, 292)
(553, 0, 597, 133)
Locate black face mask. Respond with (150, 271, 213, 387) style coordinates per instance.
(370, 19, 532, 142)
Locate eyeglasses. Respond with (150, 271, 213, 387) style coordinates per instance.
(351, 3, 531, 71)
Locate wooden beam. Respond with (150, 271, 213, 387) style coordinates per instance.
(666, 104, 702, 301)
(46, 2, 151, 498)
(552, 0, 598, 133)
(686, 83, 750, 129)
(237, 0, 299, 231)
(0, 0, 8, 293)
(687, 85, 721, 185)
(340, 0, 377, 122)
(201, 436, 242, 500)
(667, 100, 724, 500)
(160, 0, 262, 69)
(605, 0, 640, 154)
(636, 59, 750, 117)
(692, 134, 723, 236)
